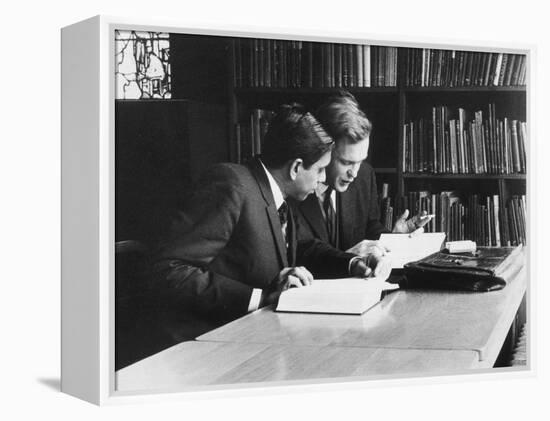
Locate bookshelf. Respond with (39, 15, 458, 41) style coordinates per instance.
(226, 38, 527, 247)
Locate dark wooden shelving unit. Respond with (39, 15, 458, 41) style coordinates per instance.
(403, 173, 526, 180)
(226, 38, 527, 246)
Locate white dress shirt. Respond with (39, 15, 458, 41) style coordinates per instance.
(247, 161, 286, 312)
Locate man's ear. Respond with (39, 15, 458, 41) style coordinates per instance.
(289, 158, 303, 181)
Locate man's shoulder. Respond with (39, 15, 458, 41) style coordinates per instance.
(340, 162, 376, 201)
(200, 162, 255, 184)
(288, 191, 316, 210)
(353, 162, 376, 187)
(357, 161, 375, 178)
(287, 193, 319, 226)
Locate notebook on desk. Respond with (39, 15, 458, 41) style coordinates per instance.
(379, 232, 446, 269)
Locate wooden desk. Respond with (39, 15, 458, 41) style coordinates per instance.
(115, 340, 479, 393)
(115, 256, 526, 392)
(198, 267, 526, 367)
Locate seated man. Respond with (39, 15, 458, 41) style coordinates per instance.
(290, 91, 431, 272)
(152, 104, 377, 339)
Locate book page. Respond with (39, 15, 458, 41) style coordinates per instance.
(379, 232, 446, 269)
(303, 276, 398, 292)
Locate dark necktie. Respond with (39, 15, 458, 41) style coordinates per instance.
(278, 201, 289, 246)
(323, 188, 337, 247)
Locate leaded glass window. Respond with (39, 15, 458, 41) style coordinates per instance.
(115, 30, 171, 99)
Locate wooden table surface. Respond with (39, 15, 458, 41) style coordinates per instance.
(115, 340, 479, 393)
(198, 266, 526, 366)
(116, 255, 526, 392)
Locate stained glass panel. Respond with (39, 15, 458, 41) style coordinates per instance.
(115, 30, 171, 99)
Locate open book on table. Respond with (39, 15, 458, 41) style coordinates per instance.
(275, 277, 399, 315)
(379, 232, 446, 269)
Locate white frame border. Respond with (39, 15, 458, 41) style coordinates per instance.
(60, 14, 536, 405)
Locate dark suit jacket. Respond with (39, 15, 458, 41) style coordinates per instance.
(290, 163, 389, 252)
(153, 158, 354, 336)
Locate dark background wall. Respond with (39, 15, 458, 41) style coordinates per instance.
(115, 34, 230, 245)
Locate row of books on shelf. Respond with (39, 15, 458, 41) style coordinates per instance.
(380, 189, 526, 247)
(403, 104, 527, 174)
(234, 39, 398, 88)
(404, 49, 526, 87)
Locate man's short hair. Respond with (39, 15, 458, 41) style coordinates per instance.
(262, 104, 334, 169)
(315, 91, 372, 144)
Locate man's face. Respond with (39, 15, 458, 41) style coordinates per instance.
(326, 137, 369, 192)
(290, 151, 332, 201)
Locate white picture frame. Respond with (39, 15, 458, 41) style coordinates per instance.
(61, 14, 534, 405)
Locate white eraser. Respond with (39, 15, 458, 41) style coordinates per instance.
(445, 240, 477, 253)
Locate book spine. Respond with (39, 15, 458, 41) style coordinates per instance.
(401, 123, 409, 173)
(260, 39, 266, 87)
(234, 39, 242, 88)
(476, 52, 486, 86)
(411, 122, 416, 172)
(493, 194, 501, 247)
(509, 198, 519, 245)
(271, 40, 278, 88)
(424, 48, 431, 87)
(510, 54, 521, 86)
(405, 48, 411, 86)
(510, 120, 521, 173)
(342, 43, 349, 87)
(469, 52, 478, 86)
(483, 53, 495, 86)
(279, 40, 286, 88)
(378, 46, 385, 87)
(234, 123, 242, 164)
(357, 44, 364, 88)
(429, 49, 436, 86)
(334, 44, 342, 87)
(497, 54, 509, 86)
(493, 53, 503, 86)
(265, 40, 272, 88)
(297, 41, 303, 88)
(470, 122, 478, 174)
(504, 54, 516, 86)
(247, 38, 254, 87)
(325, 43, 332, 88)
(499, 119, 505, 174)
(364, 45, 371, 87)
(519, 121, 527, 173)
(348, 44, 355, 87)
(307, 42, 313, 88)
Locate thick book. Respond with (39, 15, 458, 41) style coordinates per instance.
(275, 277, 398, 315)
(402, 246, 523, 292)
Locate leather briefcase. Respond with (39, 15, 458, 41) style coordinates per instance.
(401, 246, 523, 292)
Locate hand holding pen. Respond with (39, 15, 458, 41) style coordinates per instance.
(392, 209, 435, 236)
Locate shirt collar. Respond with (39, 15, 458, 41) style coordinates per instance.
(315, 182, 329, 199)
(315, 183, 336, 211)
(260, 161, 285, 210)
(315, 183, 335, 201)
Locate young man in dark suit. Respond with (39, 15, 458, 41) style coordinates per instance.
(290, 92, 431, 275)
(153, 104, 375, 339)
